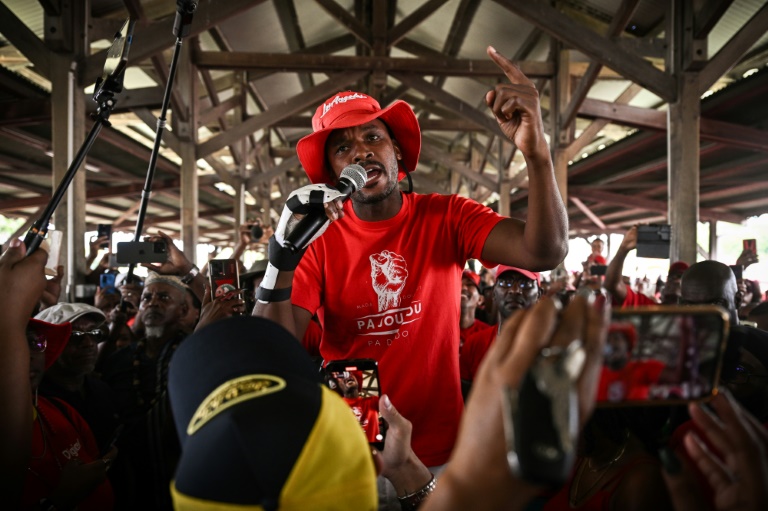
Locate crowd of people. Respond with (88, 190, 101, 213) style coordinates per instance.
(1, 44, 766, 511)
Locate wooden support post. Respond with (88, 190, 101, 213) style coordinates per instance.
(708, 220, 717, 260)
(177, 42, 199, 263)
(668, 1, 700, 264)
(49, 0, 88, 301)
(498, 179, 512, 217)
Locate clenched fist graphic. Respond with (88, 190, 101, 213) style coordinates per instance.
(370, 250, 408, 311)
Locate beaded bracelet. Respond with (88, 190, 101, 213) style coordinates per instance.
(398, 474, 436, 511)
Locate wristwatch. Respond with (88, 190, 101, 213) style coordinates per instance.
(180, 265, 200, 285)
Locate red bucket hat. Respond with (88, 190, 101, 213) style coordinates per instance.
(296, 92, 421, 184)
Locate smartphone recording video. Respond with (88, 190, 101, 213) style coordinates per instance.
(116, 241, 168, 264)
(97, 224, 112, 249)
(208, 259, 239, 300)
(743, 238, 757, 255)
(597, 306, 729, 406)
(324, 359, 386, 450)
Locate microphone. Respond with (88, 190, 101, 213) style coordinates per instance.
(284, 164, 367, 253)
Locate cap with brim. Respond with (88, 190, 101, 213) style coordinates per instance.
(169, 316, 377, 511)
(27, 318, 72, 371)
(668, 261, 690, 276)
(34, 302, 105, 327)
(296, 92, 421, 185)
(462, 270, 481, 290)
(495, 265, 541, 285)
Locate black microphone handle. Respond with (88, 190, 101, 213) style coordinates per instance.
(284, 178, 357, 253)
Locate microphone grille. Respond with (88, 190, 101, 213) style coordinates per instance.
(340, 164, 367, 191)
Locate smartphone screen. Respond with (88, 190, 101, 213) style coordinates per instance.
(743, 239, 757, 254)
(97, 224, 112, 249)
(597, 306, 729, 406)
(325, 359, 386, 449)
(100, 273, 116, 289)
(208, 259, 239, 300)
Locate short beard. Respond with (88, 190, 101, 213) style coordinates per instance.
(352, 179, 398, 205)
(145, 326, 165, 339)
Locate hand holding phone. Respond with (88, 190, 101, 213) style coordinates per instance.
(325, 359, 386, 450)
(596, 305, 728, 407)
(97, 224, 112, 249)
(208, 259, 240, 300)
(737, 239, 758, 269)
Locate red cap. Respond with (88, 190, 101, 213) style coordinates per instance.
(495, 265, 541, 284)
(296, 92, 421, 184)
(27, 318, 72, 371)
(668, 261, 689, 276)
(462, 270, 481, 289)
(591, 255, 607, 266)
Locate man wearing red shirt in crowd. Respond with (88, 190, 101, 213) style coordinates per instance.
(459, 270, 491, 349)
(597, 324, 665, 402)
(605, 225, 689, 307)
(330, 370, 381, 444)
(252, 46, 568, 470)
(460, 265, 541, 383)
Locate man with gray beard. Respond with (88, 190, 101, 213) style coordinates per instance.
(100, 272, 190, 510)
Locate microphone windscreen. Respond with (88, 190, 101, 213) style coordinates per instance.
(340, 164, 367, 191)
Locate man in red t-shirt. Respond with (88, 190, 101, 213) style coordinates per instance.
(330, 370, 382, 444)
(459, 270, 491, 350)
(461, 266, 541, 383)
(252, 47, 568, 468)
(604, 225, 689, 308)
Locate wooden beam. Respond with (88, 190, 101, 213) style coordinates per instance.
(694, 0, 734, 38)
(391, 72, 507, 140)
(699, 2, 768, 93)
(196, 71, 368, 159)
(421, 143, 497, 191)
(314, 0, 372, 48)
(569, 187, 742, 224)
(569, 196, 606, 230)
(578, 98, 768, 153)
(566, 82, 643, 161)
(0, 2, 52, 78)
(194, 49, 554, 78)
(246, 155, 300, 189)
(0, 176, 219, 212)
(561, 0, 640, 130)
(80, 0, 267, 85)
(492, 0, 676, 102)
(388, 0, 451, 47)
(433, 0, 481, 89)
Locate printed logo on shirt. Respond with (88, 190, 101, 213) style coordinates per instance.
(353, 250, 422, 343)
(61, 439, 82, 460)
(370, 250, 408, 311)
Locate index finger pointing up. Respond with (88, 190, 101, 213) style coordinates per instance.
(487, 45, 534, 87)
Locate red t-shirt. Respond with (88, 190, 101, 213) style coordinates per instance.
(619, 287, 658, 308)
(344, 395, 381, 443)
(460, 324, 497, 381)
(292, 192, 504, 466)
(597, 361, 665, 403)
(301, 318, 323, 358)
(24, 397, 114, 510)
(460, 319, 491, 350)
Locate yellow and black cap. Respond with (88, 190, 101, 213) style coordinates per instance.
(168, 316, 377, 511)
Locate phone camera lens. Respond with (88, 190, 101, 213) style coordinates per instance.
(250, 224, 264, 240)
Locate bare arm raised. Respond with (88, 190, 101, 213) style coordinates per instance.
(481, 46, 568, 271)
(604, 226, 638, 302)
